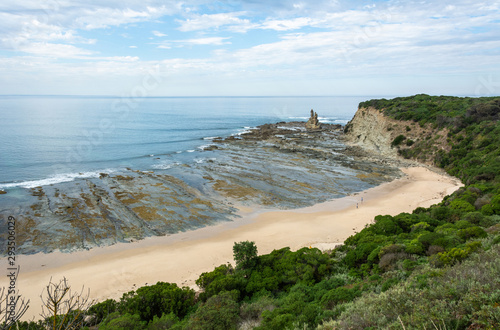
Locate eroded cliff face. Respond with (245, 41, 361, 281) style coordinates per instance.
(344, 107, 398, 157)
(344, 106, 451, 164)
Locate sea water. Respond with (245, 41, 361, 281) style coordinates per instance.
(0, 95, 371, 190)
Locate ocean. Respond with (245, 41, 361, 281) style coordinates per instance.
(0, 95, 368, 190)
(1, 95, 406, 254)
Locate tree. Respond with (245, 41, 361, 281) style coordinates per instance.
(0, 285, 30, 329)
(233, 241, 258, 271)
(40, 277, 94, 330)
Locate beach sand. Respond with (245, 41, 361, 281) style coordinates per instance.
(0, 167, 462, 321)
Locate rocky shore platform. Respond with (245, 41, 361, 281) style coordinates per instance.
(0, 120, 403, 255)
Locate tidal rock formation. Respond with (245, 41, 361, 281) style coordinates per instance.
(305, 109, 321, 130)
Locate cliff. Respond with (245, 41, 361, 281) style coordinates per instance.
(344, 106, 451, 165)
(344, 106, 398, 157)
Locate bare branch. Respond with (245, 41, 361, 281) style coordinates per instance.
(0, 286, 30, 330)
(40, 277, 94, 330)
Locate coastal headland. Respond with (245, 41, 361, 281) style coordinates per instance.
(0, 107, 464, 322)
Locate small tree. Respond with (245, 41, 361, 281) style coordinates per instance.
(40, 277, 94, 330)
(233, 241, 258, 271)
(0, 286, 30, 329)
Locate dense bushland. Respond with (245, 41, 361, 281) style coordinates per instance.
(10, 95, 500, 329)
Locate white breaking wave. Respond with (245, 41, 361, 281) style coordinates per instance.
(152, 161, 181, 170)
(198, 144, 215, 150)
(0, 169, 115, 189)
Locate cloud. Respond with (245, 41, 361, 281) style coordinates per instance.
(183, 37, 231, 45)
(176, 12, 256, 32)
(260, 17, 315, 31)
(1, 0, 499, 96)
(17, 42, 95, 58)
(152, 30, 167, 37)
(0, 1, 181, 58)
(157, 36, 231, 48)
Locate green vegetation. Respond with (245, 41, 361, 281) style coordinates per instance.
(8, 94, 500, 329)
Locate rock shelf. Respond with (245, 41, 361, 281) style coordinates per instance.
(0, 120, 402, 254)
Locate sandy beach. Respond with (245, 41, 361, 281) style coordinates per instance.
(0, 166, 462, 321)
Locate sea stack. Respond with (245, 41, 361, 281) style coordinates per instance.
(305, 109, 321, 130)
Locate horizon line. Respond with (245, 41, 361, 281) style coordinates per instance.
(0, 93, 486, 98)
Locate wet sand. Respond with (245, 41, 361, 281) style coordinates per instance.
(0, 167, 462, 321)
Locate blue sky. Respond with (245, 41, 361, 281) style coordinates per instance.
(0, 0, 499, 96)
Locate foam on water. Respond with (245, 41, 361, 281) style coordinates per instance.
(0, 169, 115, 189)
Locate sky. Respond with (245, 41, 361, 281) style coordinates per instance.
(0, 0, 499, 96)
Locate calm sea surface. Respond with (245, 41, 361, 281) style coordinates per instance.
(0, 96, 376, 189)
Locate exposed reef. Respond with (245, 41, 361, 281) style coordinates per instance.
(0, 117, 403, 255)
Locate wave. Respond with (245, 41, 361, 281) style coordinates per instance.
(109, 137, 206, 147)
(152, 161, 182, 170)
(287, 116, 348, 125)
(122, 127, 236, 133)
(0, 169, 115, 189)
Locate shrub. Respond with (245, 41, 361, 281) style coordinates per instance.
(378, 252, 410, 271)
(411, 222, 430, 232)
(88, 299, 118, 324)
(405, 240, 425, 254)
(321, 286, 362, 308)
(119, 282, 195, 322)
(462, 212, 485, 225)
(381, 278, 399, 292)
(418, 232, 444, 249)
(450, 200, 476, 213)
(391, 135, 406, 147)
(186, 291, 240, 330)
(431, 206, 451, 221)
(99, 313, 146, 330)
(148, 313, 180, 330)
(427, 245, 445, 256)
(430, 241, 482, 267)
(239, 295, 275, 323)
(457, 226, 487, 240)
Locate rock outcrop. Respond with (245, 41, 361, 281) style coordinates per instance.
(305, 109, 321, 130)
(344, 107, 398, 157)
(344, 106, 451, 164)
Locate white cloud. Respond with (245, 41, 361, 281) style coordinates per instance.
(1, 0, 499, 95)
(183, 37, 231, 45)
(176, 12, 255, 32)
(152, 30, 167, 37)
(157, 36, 231, 48)
(17, 42, 95, 58)
(0, 1, 181, 58)
(74, 6, 171, 30)
(260, 17, 314, 31)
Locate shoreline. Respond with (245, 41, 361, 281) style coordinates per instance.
(0, 166, 462, 321)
